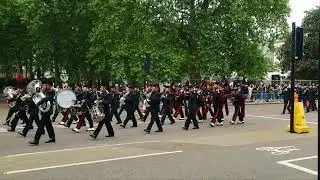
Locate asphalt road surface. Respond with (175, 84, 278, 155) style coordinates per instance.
(0, 103, 318, 180)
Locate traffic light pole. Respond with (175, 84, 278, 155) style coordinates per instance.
(290, 22, 296, 133)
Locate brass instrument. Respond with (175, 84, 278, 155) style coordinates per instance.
(3, 87, 17, 107)
(26, 80, 51, 113)
(90, 99, 105, 122)
(33, 92, 51, 113)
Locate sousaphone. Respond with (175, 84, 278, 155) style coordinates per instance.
(26, 80, 51, 113)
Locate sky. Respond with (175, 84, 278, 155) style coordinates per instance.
(288, 0, 319, 26)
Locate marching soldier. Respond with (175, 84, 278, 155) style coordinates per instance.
(3, 88, 19, 126)
(72, 86, 95, 133)
(18, 92, 41, 137)
(144, 83, 163, 133)
(142, 84, 152, 122)
(182, 86, 199, 130)
(7, 88, 28, 132)
(210, 87, 224, 127)
(230, 87, 246, 124)
(118, 89, 127, 116)
(29, 80, 56, 145)
(120, 85, 138, 128)
(51, 86, 62, 122)
(173, 89, 185, 121)
(90, 87, 114, 139)
(160, 86, 175, 125)
(65, 86, 85, 127)
(134, 87, 144, 119)
(109, 85, 122, 124)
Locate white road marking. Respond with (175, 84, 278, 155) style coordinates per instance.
(277, 156, 318, 176)
(4, 150, 183, 175)
(247, 115, 318, 125)
(4, 141, 161, 158)
(256, 146, 300, 155)
(0, 127, 7, 133)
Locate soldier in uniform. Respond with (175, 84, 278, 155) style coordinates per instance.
(182, 86, 199, 130)
(18, 92, 41, 137)
(72, 86, 95, 133)
(160, 86, 175, 125)
(142, 84, 152, 122)
(29, 80, 56, 145)
(134, 87, 144, 120)
(210, 87, 224, 127)
(173, 88, 185, 121)
(7, 88, 28, 132)
(90, 87, 114, 139)
(51, 86, 62, 122)
(4, 88, 19, 126)
(230, 87, 246, 124)
(120, 85, 138, 128)
(109, 85, 122, 124)
(144, 83, 163, 133)
(118, 89, 127, 116)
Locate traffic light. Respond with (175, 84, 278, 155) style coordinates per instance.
(295, 27, 304, 60)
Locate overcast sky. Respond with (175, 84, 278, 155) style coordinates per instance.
(288, 0, 319, 26)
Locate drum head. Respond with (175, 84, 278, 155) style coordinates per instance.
(56, 90, 76, 108)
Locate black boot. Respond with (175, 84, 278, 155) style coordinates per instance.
(28, 140, 39, 145)
(90, 134, 97, 139)
(18, 132, 26, 137)
(45, 138, 56, 143)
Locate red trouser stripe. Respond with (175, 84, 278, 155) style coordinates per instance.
(211, 105, 220, 124)
(62, 109, 71, 122)
(76, 111, 87, 129)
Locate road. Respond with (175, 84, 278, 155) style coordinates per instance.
(0, 103, 318, 180)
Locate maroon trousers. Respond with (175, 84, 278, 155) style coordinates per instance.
(61, 109, 71, 123)
(232, 104, 245, 122)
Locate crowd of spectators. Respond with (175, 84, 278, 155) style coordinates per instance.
(240, 83, 318, 103)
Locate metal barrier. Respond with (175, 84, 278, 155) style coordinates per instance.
(244, 92, 283, 103)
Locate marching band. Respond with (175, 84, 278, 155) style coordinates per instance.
(2, 79, 247, 145)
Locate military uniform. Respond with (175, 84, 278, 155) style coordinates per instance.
(90, 91, 114, 138)
(144, 84, 163, 133)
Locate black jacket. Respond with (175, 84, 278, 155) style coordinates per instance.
(149, 91, 161, 112)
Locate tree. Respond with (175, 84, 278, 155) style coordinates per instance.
(0, 0, 32, 78)
(1, 0, 290, 85)
(278, 7, 319, 80)
(17, 0, 93, 84)
(89, 0, 289, 82)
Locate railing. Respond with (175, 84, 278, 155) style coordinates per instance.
(245, 92, 283, 103)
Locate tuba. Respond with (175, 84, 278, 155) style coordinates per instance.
(33, 92, 51, 112)
(3, 87, 17, 107)
(26, 80, 42, 94)
(26, 80, 51, 113)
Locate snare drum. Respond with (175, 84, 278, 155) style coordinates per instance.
(91, 104, 105, 122)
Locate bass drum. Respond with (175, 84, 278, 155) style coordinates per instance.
(55, 89, 76, 109)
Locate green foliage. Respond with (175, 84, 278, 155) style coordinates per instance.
(0, 0, 290, 85)
(0, 0, 31, 76)
(277, 7, 319, 80)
